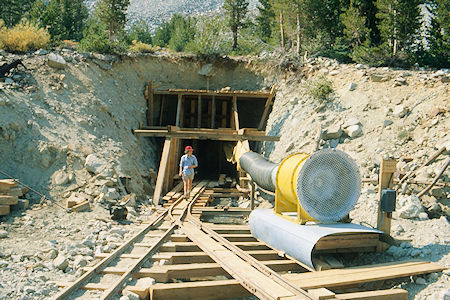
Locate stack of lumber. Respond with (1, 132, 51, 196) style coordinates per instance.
(0, 179, 29, 216)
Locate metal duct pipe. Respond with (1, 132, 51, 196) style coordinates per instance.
(239, 152, 278, 192)
(240, 149, 361, 223)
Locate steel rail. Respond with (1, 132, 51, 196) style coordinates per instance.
(54, 182, 207, 300)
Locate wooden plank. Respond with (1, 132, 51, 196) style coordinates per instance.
(72, 200, 90, 212)
(0, 179, 17, 188)
(284, 260, 444, 289)
(307, 288, 335, 299)
(0, 195, 18, 205)
(211, 95, 216, 128)
(153, 138, 172, 205)
(136, 241, 270, 252)
(180, 222, 300, 300)
(154, 89, 272, 98)
(151, 280, 250, 300)
(258, 85, 276, 130)
(94, 259, 303, 283)
(336, 289, 408, 300)
(0, 205, 10, 216)
(315, 234, 380, 250)
(133, 129, 280, 141)
(150, 261, 439, 300)
(175, 94, 183, 127)
(376, 159, 397, 235)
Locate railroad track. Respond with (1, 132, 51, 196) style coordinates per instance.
(53, 181, 443, 300)
(53, 181, 317, 300)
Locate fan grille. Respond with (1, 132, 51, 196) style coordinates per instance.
(296, 149, 361, 222)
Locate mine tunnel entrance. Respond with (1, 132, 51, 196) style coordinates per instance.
(135, 85, 277, 204)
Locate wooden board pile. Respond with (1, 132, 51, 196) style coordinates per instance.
(0, 179, 29, 217)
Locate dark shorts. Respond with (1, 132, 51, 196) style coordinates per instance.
(182, 173, 194, 180)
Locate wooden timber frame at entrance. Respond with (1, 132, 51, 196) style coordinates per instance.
(139, 83, 277, 205)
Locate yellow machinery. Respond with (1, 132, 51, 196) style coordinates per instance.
(238, 147, 361, 224)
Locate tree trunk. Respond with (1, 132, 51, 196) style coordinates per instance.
(296, 13, 301, 54)
(280, 11, 285, 48)
(232, 28, 238, 50)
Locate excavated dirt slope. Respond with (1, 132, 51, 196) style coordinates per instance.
(0, 50, 448, 299)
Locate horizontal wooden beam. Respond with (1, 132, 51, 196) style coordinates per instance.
(133, 128, 279, 141)
(153, 89, 271, 99)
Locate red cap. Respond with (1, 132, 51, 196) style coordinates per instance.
(185, 146, 194, 151)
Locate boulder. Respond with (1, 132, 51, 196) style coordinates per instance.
(348, 82, 357, 91)
(198, 64, 213, 76)
(345, 125, 362, 138)
(122, 290, 140, 300)
(370, 73, 391, 82)
(415, 277, 426, 285)
(383, 120, 393, 127)
(136, 277, 156, 287)
(398, 195, 424, 219)
(392, 105, 408, 118)
(53, 255, 69, 270)
(4, 78, 14, 85)
(85, 154, 109, 174)
(52, 170, 69, 185)
(343, 117, 360, 128)
(34, 49, 48, 55)
(355, 64, 365, 69)
(105, 188, 119, 200)
(73, 256, 87, 269)
(47, 53, 66, 69)
(0, 230, 8, 239)
(322, 124, 343, 140)
(330, 70, 340, 76)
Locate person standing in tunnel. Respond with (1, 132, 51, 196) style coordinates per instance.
(179, 146, 198, 199)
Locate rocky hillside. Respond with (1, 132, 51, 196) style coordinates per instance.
(0, 49, 448, 299)
(85, 0, 259, 30)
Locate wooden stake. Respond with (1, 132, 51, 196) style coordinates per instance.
(376, 158, 397, 235)
(159, 95, 165, 126)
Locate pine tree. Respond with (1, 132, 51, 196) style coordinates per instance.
(341, 0, 370, 46)
(256, 0, 275, 42)
(96, 0, 130, 41)
(425, 0, 449, 67)
(0, 0, 34, 27)
(29, 0, 88, 41)
(223, 0, 249, 50)
(376, 0, 423, 56)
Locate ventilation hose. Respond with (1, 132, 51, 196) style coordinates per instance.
(239, 152, 278, 192)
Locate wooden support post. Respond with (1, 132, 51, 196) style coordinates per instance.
(159, 95, 165, 126)
(221, 101, 227, 128)
(211, 95, 216, 129)
(175, 94, 183, 127)
(207, 98, 212, 129)
(190, 99, 196, 128)
(258, 86, 276, 130)
(153, 138, 172, 205)
(232, 96, 239, 130)
(197, 95, 202, 128)
(376, 158, 397, 235)
(164, 138, 178, 193)
(146, 81, 154, 126)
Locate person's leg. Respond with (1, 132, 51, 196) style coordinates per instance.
(183, 177, 188, 197)
(187, 178, 192, 198)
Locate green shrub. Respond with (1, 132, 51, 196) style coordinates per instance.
(127, 19, 152, 44)
(79, 18, 126, 54)
(304, 76, 334, 101)
(185, 16, 231, 56)
(0, 19, 50, 52)
(129, 40, 158, 53)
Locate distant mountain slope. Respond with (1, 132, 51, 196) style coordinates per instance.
(85, 0, 259, 31)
